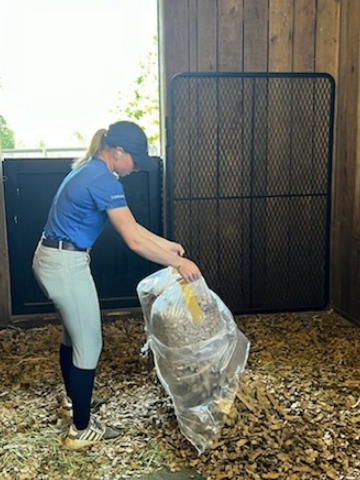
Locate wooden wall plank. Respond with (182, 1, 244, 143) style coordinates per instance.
(218, 0, 244, 71)
(158, 0, 189, 116)
(267, 1, 293, 306)
(315, 0, 340, 308)
(197, 0, 217, 71)
(189, 0, 198, 71)
(293, 0, 316, 71)
(268, 0, 293, 71)
(266, 77, 292, 304)
(315, 0, 340, 79)
(189, 0, 218, 276)
(0, 160, 11, 326)
(216, 1, 246, 296)
(286, 3, 317, 306)
(251, 78, 270, 303)
(243, 0, 269, 71)
(347, 0, 360, 320)
(332, 0, 360, 319)
(218, 199, 251, 308)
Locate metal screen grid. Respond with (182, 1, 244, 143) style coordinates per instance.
(168, 73, 334, 313)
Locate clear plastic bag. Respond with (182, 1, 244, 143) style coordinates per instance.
(137, 267, 250, 454)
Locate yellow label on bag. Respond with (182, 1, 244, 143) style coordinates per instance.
(179, 279, 202, 321)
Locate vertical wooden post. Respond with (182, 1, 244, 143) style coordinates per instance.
(316, 0, 341, 305)
(332, 0, 360, 321)
(0, 158, 12, 327)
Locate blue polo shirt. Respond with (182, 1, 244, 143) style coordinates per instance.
(44, 157, 128, 248)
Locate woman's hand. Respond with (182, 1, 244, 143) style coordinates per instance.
(176, 257, 202, 282)
(163, 240, 185, 257)
(162, 241, 201, 282)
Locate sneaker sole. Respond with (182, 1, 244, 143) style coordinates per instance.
(63, 437, 102, 450)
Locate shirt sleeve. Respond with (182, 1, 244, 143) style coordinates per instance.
(89, 173, 128, 210)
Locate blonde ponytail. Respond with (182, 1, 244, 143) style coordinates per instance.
(72, 128, 108, 169)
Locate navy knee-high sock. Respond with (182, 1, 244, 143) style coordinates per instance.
(69, 365, 95, 430)
(59, 344, 72, 398)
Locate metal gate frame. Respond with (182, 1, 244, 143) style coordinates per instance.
(3, 158, 163, 315)
(166, 72, 335, 314)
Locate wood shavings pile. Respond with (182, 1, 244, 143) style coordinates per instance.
(1, 309, 360, 479)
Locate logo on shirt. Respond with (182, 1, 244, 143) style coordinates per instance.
(111, 194, 125, 200)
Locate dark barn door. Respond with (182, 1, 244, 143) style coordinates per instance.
(3, 158, 162, 315)
(167, 72, 335, 314)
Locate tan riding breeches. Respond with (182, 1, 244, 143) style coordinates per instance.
(32, 242, 102, 369)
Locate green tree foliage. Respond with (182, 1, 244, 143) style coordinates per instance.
(71, 131, 86, 145)
(0, 114, 15, 149)
(113, 35, 160, 152)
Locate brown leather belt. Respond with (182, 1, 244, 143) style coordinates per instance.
(41, 238, 88, 252)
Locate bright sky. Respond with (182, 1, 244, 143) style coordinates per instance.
(0, 0, 158, 148)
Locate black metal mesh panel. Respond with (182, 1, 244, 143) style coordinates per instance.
(167, 73, 335, 313)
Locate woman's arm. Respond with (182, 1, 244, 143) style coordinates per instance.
(107, 206, 201, 282)
(136, 223, 185, 256)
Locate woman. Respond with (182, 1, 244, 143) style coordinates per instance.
(32, 120, 202, 449)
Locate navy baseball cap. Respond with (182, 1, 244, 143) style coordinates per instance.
(103, 121, 158, 171)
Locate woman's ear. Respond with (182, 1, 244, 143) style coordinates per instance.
(114, 147, 125, 160)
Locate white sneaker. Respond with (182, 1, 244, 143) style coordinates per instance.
(63, 417, 121, 449)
